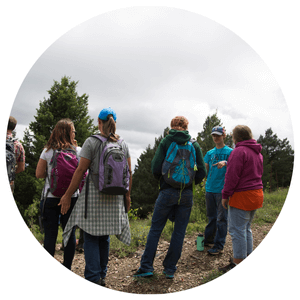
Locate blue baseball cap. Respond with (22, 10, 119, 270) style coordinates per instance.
(98, 107, 117, 122)
(211, 126, 225, 135)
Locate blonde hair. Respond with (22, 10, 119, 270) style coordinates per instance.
(99, 114, 120, 142)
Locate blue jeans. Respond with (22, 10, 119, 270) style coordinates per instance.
(204, 192, 228, 249)
(228, 206, 256, 259)
(140, 188, 193, 275)
(84, 232, 110, 283)
(41, 197, 77, 269)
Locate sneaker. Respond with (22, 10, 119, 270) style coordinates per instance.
(133, 269, 153, 278)
(218, 258, 236, 273)
(207, 247, 224, 255)
(163, 270, 174, 279)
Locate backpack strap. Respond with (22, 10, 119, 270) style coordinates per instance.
(39, 173, 51, 234)
(84, 134, 105, 219)
(189, 138, 198, 196)
(84, 172, 90, 219)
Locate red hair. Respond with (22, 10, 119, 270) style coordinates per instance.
(170, 116, 189, 131)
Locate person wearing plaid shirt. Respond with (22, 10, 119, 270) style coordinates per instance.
(6, 116, 25, 192)
(61, 108, 132, 287)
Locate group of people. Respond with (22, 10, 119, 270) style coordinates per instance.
(7, 108, 264, 286)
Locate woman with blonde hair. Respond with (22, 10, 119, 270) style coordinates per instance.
(219, 125, 264, 273)
(36, 118, 80, 269)
(60, 107, 132, 286)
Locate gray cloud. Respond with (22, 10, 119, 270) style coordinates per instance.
(11, 6, 293, 169)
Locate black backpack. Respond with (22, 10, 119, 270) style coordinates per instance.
(6, 137, 17, 182)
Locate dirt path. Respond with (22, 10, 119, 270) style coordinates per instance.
(54, 223, 273, 294)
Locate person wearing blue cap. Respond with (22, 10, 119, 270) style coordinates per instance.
(203, 126, 233, 255)
(98, 107, 117, 122)
(59, 107, 132, 286)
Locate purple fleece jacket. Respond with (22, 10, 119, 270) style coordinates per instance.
(222, 139, 263, 199)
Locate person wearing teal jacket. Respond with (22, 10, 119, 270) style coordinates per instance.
(204, 126, 233, 255)
(134, 116, 206, 279)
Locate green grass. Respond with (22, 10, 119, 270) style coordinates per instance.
(202, 270, 224, 284)
(34, 187, 288, 264)
(110, 219, 151, 257)
(253, 188, 288, 225)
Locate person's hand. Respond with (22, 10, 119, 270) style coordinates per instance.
(213, 161, 227, 169)
(58, 194, 71, 215)
(222, 198, 229, 209)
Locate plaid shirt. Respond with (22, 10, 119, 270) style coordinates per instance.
(63, 135, 131, 246)
(6, 133, 25, 163)
(63, 181, 131, 246)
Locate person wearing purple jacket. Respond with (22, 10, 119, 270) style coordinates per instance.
(218, 125, 264, 273)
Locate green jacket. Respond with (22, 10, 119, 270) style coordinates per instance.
(151, 129, 207, 190)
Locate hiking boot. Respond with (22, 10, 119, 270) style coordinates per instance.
(218, 258, 236, 273)
(163, 270, 174, 279)
(133, 269, 153, 278)
(207, 247, 224, 255)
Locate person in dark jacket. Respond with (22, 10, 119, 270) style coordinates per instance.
(134, 116, 206, 279)
(219, 125, 263, 273)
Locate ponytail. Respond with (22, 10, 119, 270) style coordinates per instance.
(100, 115, 120, 142)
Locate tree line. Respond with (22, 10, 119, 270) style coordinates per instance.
(13, 76, 294, 225)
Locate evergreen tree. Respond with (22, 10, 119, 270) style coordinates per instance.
(29, 76, 97, 164)
(131, 127, 169, 217)
(257, 128, 294, 190)
(14, 76, 97, 224)
(197, 111, 233, 156)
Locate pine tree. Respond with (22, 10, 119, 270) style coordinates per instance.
(131, 127, 169, 217)
(29, 76, 97, 164)
(14, 76, 97, 224)
(197, 111, 233, 156)
(257, 128, 294, 190)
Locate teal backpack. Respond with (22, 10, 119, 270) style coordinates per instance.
(162, 140, 197, 190)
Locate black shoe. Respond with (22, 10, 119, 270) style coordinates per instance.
(96, 278, 106, 286)
(218, 258, 236, 273)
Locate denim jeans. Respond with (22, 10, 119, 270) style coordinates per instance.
(41, 197, 77, 269)
(228, 206, 256, 259)
(140, 188, 193, 275)
(83, 232, 110, 283)
(204, 192, 228, 249)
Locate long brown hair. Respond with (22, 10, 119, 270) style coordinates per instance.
(99, 114, 120, 142)
(45, 118, 76, 151)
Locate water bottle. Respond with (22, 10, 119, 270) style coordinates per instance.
(197, 233, 204, 251)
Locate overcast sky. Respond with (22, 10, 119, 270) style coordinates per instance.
(2, 2, 299, 298)
(10, 6, 293, 169)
